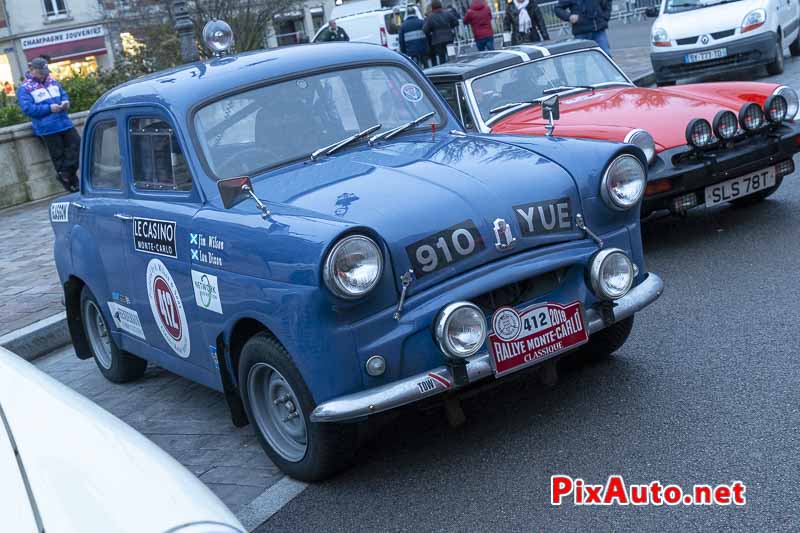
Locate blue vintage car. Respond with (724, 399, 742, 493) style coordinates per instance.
(50, 41, 663, 481)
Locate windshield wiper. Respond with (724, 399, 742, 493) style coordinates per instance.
(369, 111, 436, 143)
(489, 100, 541, 115)
(542, 85, 595, 95)
(310, 123, 382, 160)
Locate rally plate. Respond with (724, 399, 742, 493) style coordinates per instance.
(488, 301, 589, 377)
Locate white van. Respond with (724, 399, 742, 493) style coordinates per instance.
(313, 5, 424, 52)
(647, 0, 800, 85)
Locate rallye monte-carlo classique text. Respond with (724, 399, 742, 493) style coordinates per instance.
(49, 42, 663, 481)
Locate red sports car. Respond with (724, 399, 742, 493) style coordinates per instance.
(425, 41, 800, 217)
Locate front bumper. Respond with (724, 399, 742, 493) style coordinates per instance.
(650, 30, 776, 83)
(310, 272, 664, 422)
(643, 122, 800, 213)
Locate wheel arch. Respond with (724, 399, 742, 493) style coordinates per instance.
(64, 275, 92, 360)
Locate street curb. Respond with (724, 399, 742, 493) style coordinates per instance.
(633, 70, 656, 87)
(0, 312, 70, 361)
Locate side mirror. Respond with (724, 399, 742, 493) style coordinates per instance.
(645, 7, 658, 17)
(217, 176, 252, 209)
(542, 94, 560, 136)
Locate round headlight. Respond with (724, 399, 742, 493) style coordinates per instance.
(775, 86, 798, 119)
(764, 94, 788, 123)
(323, 235, 383, 299)
(435, 302, 487, 359)
(739, 102, 765, 131)
(601, 154, 646, 210)
(685, 118, 713, 147)
(624, 129, 656, 164)
(589, 249, 634, 301)
(652, 28, 669, 45)
(712, 110, 738, 140)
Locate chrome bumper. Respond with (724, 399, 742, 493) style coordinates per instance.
(310, 273, 664, 423)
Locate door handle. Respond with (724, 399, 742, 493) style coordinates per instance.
(114, 213, 134, 221)
(70, 201, 87, 210)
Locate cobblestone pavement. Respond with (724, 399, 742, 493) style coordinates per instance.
(0, 196, 65, 337)
(33, 344, 283, 514)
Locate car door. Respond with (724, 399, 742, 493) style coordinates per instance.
(118, 110, 211, 379)
(73, 112, 137, 336)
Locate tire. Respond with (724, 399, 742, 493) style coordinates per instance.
(730, 175, 783, 207)
(80, 286, 147, 383)
(656, 80, 676, 87)
(767, 36, 785, 75)
(791, 30, 800, 56)
(238, 333, 359, 482)
(579, 316, 635, 360)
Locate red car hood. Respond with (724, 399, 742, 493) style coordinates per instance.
(491, 83, 781, 151)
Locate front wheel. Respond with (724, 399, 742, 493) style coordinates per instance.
(730, 175, 783, 207)
(767, 37, 785, 75)
(579, 316, 635, 360)
(80, 287, 147, 383)
(238, 333, 359, 482)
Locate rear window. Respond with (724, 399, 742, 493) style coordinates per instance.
(384, 13, 400, 35)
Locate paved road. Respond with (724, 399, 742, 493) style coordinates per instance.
(25, 43, 800, 533)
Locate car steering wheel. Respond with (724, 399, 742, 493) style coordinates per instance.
(217, 147, 272, 177)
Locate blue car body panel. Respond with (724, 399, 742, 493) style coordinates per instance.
(50, 42, 654, 408)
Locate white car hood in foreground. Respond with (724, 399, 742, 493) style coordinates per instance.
(655, 0, 765, 38)
(0, 348, 244, 533)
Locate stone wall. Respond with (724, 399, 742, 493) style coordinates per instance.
(0, 111, 89, 210)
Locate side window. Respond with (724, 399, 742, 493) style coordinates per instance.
(130, 117, 192, 192)
(456, 83, 475, 130)
(90, 121, 122, 189)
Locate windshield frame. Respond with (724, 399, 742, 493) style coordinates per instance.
(464, 48, 634, 133)
(664, 0, 741, 14)
(188, 60, 451, 181)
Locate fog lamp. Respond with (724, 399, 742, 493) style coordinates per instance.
(589, 249, 634, 301)
(764, 94, 788, 123)
(686, 118, 713, 147)
(435, 302, 487, 359)
(712, 110, 738, 140)
(739, 102, 765, 131)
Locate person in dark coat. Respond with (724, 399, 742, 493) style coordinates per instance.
(400, 12, 431, 67)
(504, 0, 550, 45)
(17, 57, 80, 192)
(464, 0, 495, 51)
(317, 19, 350, 42)
(424, 0, 459, 65)
(555, 0, 611, 55)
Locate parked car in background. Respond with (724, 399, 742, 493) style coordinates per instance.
(0, 348, 243, 533)
(51, 40, 662, 482)
(425, 40, 800, 217)
(646, 0, 800, 85)
(312, 5, 423, 50)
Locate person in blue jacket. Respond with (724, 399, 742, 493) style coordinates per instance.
(399, 11, 430, 68)
(17, 57, 80, 192)
(555, 0, 612, 56)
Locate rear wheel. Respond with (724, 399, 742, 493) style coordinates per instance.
(239, 333, 359, 481)
(579, 316, 635, 360)
(80, 287, 147, 383)
(730, 176, 783, 207)
(767, 36, 785, 75)
(790, 31, 800, 56)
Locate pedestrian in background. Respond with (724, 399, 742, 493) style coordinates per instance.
(424, 0, 459, 65)
(17, 57, 80, 192)
(555, 0, 611, 56)
(464, 0, 495, 51)
(318, 19, 350, 42)
(504, 0, 550, 45)
(400, 11, 431, 67)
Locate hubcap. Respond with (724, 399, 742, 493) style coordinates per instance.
(247, 363, 308, 462)
(84, 300, 113, 369)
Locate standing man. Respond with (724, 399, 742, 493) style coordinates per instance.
(400, 11, 431, 67)
(318, 19, 350, 42)
(555, 0, 612, 56)
(504, 0, 550, 45)
(17, 57, 80, 192)
(424, 0, 459, 65)
(464, 0, 495, 51)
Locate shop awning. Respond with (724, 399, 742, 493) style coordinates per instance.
(22, 25, 107, 62)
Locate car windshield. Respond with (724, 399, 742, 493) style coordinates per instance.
(664, 0, 742, 14)
(194, 65, 441, 179)
(471, 50, 629, 123)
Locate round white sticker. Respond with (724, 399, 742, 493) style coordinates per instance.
(492, 308, 521, 342)
(147, 258, 190, 358)
(401, 83, 423, 103)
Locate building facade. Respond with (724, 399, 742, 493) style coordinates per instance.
(268, 0, 334, 47)
(0, 0, 115, 89)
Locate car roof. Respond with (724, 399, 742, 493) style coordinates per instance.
(92, 42, 405, 117)
(424, 39, 598, 82)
